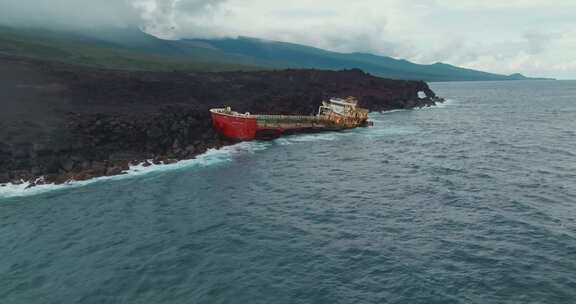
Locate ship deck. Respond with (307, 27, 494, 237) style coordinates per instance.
(256, 114, 330, 130)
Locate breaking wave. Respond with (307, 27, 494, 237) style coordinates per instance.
(273, 132, 340, 146)
(0, 102, 455, 199)
(0, 141, 270, 199)
(434, 98, 458, 108)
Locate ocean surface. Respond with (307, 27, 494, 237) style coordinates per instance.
(1, 80, 575, 304)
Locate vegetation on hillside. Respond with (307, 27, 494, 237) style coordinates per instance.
(0, 26, 547, 81)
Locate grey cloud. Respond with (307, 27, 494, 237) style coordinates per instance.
(176, 0, 228, 14)
(523, 31, 561, 55)
(0, 0, 228, 36)
(0, 0, 142, 29)
(142, 0, 229, 38)
(140, 0, 178, 36)
(0, 0, 573, 78)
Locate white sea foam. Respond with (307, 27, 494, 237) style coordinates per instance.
(0, 141, 269, 199)
(364, 126, 420, 138)
(377, 100, 456, 114)
(380, 109, 409, 114)
(273, 132, 341, 146)
(0, 100, 457, 199)
(286, 133, 339, 142)
(433, 98, 458, 108)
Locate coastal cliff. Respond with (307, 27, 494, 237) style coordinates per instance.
(0, 55, 442, 185)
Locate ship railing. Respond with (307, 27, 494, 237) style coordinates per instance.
(256, 114, 321, 120)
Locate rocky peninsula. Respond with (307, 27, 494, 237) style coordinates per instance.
(0, 55, 443, 186)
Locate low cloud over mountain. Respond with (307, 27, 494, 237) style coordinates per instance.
(1, 0, 574, 78)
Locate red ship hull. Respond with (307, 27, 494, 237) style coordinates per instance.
(210, 110, 318, 141)
(210, 111, 259, 140)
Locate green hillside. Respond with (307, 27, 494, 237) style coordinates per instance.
(187, 37, 542, 81)
(0, 26, 263, 72)
(0, 26, 546, 81)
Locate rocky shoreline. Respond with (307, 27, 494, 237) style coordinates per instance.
(0, 55, 443, 187)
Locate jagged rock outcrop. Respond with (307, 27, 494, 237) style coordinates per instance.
(0, 55, 442, 185)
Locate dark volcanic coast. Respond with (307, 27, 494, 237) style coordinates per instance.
(0, 55, 443, 186)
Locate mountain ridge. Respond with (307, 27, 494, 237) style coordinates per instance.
(0, 26, 552, 81)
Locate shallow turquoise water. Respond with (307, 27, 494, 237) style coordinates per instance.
(1, 80, 575, 303)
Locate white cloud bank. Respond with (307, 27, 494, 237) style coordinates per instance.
(1, 0, 574, 78)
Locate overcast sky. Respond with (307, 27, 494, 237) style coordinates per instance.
(1, 0, 575, 79)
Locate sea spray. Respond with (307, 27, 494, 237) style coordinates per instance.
(0, 104, 454, 199)
(0, 141, 270, 199)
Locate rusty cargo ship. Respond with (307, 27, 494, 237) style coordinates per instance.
(210, 97, 371, 140)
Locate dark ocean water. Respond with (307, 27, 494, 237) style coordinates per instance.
(1, 80, 576, 304)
